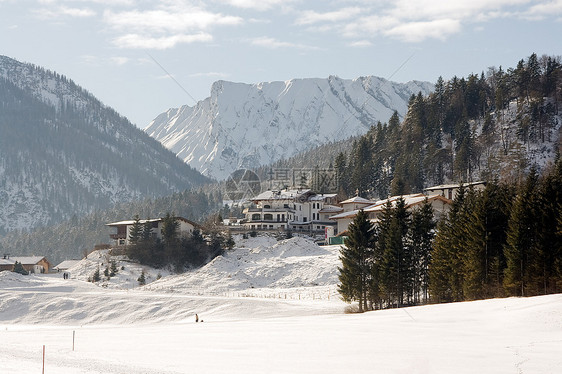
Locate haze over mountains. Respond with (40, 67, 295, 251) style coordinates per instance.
(0, 56, 209, 233)
(146, 76, 433, 180)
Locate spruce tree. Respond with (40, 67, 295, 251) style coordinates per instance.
(504, 168, 538, 296)
(161, 213, 179, 246)
(12, 261, 28, 275)
(128, 215, 142, 245)
(137, 270, 146, 286)
(409, 199, 435, 303)
(429, 184, 467, 302)
(381, 198, 411, 306)
(92, 267, 101, 282)
(338, 209, 376, 312)
(110, 260, 118, 277)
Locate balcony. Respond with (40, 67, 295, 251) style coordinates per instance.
(110, 233, 126, 240)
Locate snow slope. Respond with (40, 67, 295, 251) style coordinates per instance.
(1, 237, 561, 373)
(146, 77, 433, 180)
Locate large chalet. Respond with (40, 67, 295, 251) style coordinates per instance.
(242, 189, 341, 232)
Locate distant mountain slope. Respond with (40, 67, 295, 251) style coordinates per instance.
(146, 76, 433, 180)
(0, 55, 210, 233)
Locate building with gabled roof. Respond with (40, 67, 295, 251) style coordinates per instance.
(0, 255, 51, 274)
(106, 216, 200, 246)
(424, 181, 486, 201)
(330, 192, 452, 235)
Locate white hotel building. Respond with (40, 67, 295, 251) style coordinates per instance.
(242, 189, 341, 232)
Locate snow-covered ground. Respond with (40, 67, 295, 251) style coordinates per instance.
(1, 237, 561, 373)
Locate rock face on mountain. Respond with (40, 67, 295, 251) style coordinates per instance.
(0, 55, 209, 232)
(146, 76, 433, 180)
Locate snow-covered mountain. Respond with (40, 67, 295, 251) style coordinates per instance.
(0, 55, 209, 232)
(146, 76, 433, 180)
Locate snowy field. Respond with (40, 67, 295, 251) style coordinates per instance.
(1, 237, 561, 373)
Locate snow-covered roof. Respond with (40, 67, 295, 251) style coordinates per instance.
(309, 194, 338, 201)
(54, 260, 81, 270)
(319, 205, 343, 213)
(250, 189, 337, 203)
(330, 193, 451, 220)
(364, 193, 425, 212)
(3, 256, 48, 265)
(329, 210, 358, 220)
(106, 217, 199, 227)
(339, 196, 374, 205)
(251, 189, 311, 201)
(106, 218, 161, 226)
(424, 181, 486, 191)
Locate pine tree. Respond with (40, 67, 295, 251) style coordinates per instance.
(137, 270, 146, 286)
(92, 267, 101, 282)
(110, 260, 118, 277)
(429, 184, 467, 302)
(338, 210, 376, 312)
(161, 213, 179, 246)
(139, 219, 152, 242)
(504, 168, 538, 296)
(409, 199, 435, 303)
(225, 232, 235, 250)
(128, 215, 142, 245)
(381, 198, 411, 306)
(12, 261, 28, 275)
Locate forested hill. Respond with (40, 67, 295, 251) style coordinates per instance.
(331, 53, 562, 199)
(0, 56, 210, 233)
(0, 187, 224, 264)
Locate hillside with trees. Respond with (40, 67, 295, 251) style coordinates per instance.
(0, 187, 224, 264)
(339, 159, 562, 310)
(0, 55, 210, 233)
(266, 54, 561, 199)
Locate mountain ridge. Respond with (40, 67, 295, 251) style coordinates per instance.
(146, 75, 434, 180)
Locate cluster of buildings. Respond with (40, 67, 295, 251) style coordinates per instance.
(235, 181, 485, 243)
(103, 182, 485, 247)
(0, 182, 483, 278)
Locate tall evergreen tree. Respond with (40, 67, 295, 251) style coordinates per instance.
(128, 215, 142, 245)
(381, 198, 411, 306)
(338, 209, 377, 312)
(504, 168, 539, 296)
(409, 199, 435, 303)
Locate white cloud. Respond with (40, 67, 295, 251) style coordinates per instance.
(103, 8, 243, 34)
(304, 0, 562, 43)
(348, 40, 372, 47)
(523, 0, 562, 20)
(34, 5, 96, 19)
(250, 36, 318, 50)
(112, 33, 213, 49)
(385, 18, 462, 42)
(110, 56, 129, 65)
(296, 7, 364, 25)
(80, 55, 131, 66)
(217, 0, 290, 12)
(102, 3, 243, 50)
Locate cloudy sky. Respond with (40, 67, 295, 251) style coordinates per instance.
(1, 0, 561, 127)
